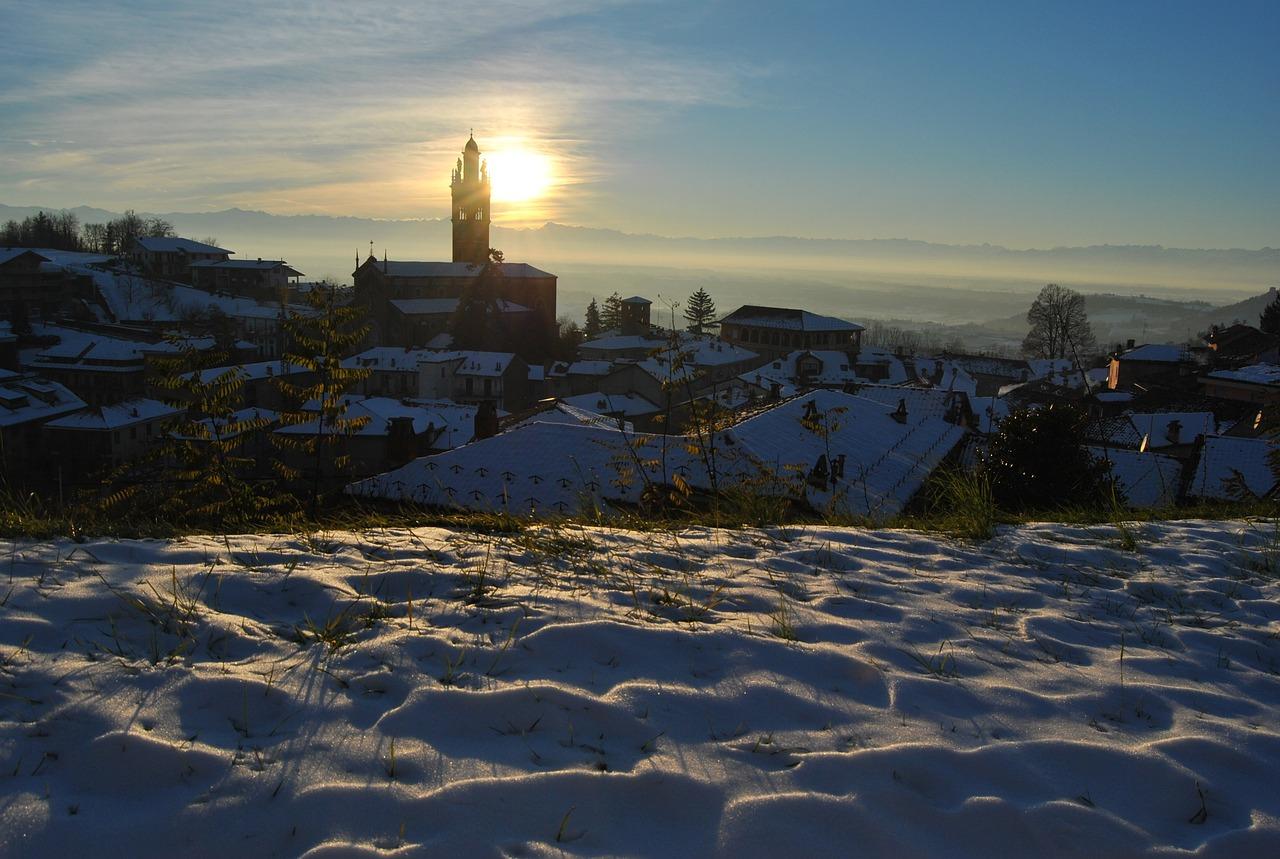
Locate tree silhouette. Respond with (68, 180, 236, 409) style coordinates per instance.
(449, 248, 506, 350)
(601, 292, 624, 332)
(683, 288, 717, 334)
(583, 298, 602, 339)
(1021, 284, 1096, 359)
(1260, 290, 1280, 335)
(273, 281, 372, 517)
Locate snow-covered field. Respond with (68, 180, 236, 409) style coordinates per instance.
(2, 520, 1279, 857)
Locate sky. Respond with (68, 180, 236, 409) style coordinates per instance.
(0, 0, 1277, 249)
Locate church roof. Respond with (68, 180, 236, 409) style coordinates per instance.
(464, 135, 480, 152)
(364, 260, 554, 279)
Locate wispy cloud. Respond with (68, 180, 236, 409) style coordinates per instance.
(0, 0, 753, 222)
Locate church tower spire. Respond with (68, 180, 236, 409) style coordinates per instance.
(451, 132, 491, 265)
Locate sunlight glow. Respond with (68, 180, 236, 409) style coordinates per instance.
(486, 147, 553, 204)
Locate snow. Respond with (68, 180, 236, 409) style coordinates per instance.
(0, 375, 86, 427)
(389, 298, 530, 316)
(721, 306, 864, 332)
(1120, 344, 1186, 364)
(351, 390, 966, 519)
(561, 391, 661, 417)
(1088, 446, 1183, 508)
(1187, 435, 1279, 501)
(1207, 363, 1280, 387)
(44, 398, 183, 431)
(133, 237, 231, 255)
(2, 519, 1279, 856)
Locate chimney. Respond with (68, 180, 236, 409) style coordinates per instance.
(473, 400, 499, 440)
(891, 398, 909, 424)
(1165, 419, 1182, 446)
(1126, 339, 1136, 350)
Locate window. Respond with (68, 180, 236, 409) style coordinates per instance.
(483, 378, 492, 396)
(475, 209, 484, 220)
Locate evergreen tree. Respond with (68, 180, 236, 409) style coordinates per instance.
(1260, 290, 1280, 335)
(683, 288, 717, 334)
(103, 339, 270, 527)
(984, 405, 1115, 511)
(273, 281, 372, 517)
(584, 298, 603, 340)
(601, 292, 624, 332)
(449, 248, 506, 350)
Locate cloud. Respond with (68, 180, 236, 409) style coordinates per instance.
(0, 0, 755, 221)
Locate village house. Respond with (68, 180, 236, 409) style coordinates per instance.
(130, 237, 232, 283)
(189, 259, 304, 301)
(718, 305, 864, 361)
(1108, 342, 1196, 390)
(0, 369, 87, 488)
(1201, 364, 1280, 406)
(45, 397, 184, 482)
(0, 248, 95, 327)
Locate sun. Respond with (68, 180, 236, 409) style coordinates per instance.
(486, 147, 553, 204)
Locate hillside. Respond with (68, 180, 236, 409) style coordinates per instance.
(2, 520, 1278, 856)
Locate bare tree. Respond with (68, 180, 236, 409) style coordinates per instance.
(1021, 284, 1096, 359)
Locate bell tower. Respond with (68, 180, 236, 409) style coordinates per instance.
(451, 133, 491, 265)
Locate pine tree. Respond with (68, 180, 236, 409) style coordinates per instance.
(683, 288, 717, 334)
(601, 292, 624, 332)
(272, 281, 372, 517)
(584, 298, 603, 340)
(103, 339, 270, 527)
(1260, 290, 1280, 335)
(449, 248, 505, 350)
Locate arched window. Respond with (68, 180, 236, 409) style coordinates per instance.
(458, 208, 467, 220)
(475, 209, 484, 220)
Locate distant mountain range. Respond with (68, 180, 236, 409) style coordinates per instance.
(3, 203, 1276, 350)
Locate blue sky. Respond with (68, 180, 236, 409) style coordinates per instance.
(0, 0, 1276, 248)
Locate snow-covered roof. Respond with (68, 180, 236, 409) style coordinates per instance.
(194, 360, 309, 384)
(190, 259, 301, 276)
(369, 261, 554, 279)
(276, 396, 476, 443)
(1088, 446, 1182, 508)
(1026, 358, 1075, 379)
(350, 390, 964, 520)
(346, 347, 443, 370)
(389, 298, 530, 316)
(1187, 435, 1278, 501)
(1129, 412, 1216, 448)
(454, 353, 518, 377)
(133, 237, 231, 255)
(172, 407, 278, 440)
(33, 333, 148, 369)
(0, 375, 87, 427)
(844, 382, 961, 423)
(1118, 344, 1186, 363)
(0, 248, 50, 266)
(912, 358, 979, 396)
(1089, 412, 1216, 450)
(968, 395, 1010, 434)
(1207, 363, 1280, 387)
(725, 389, 966, 519)
(45, 398, 183, 431)
(561, 391, 662, 417)
(564, 360, 613, 377)
(721, 305, 864, 333)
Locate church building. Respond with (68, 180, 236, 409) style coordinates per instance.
(353, 134, 557, 355)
